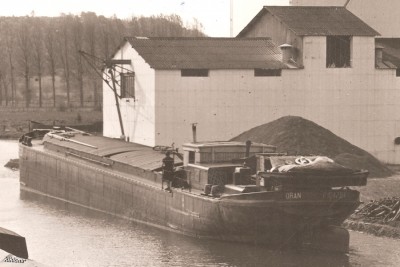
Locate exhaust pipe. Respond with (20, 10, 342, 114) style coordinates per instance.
(245, 140, 252, 157)
(192, 123, 198, 143)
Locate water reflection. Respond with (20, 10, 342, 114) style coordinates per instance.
(19, 190, 349, 267)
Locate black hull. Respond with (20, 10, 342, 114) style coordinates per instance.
(0, 227, 28, 259)
(20, 145, 359, 251)
(19, 143, 361, 252)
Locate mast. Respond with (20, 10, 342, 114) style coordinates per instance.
(108, 68, 125, 138)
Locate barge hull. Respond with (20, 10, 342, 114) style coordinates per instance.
(19, 144, 355, 252)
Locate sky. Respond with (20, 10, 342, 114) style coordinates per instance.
(0, 0, 289, 36)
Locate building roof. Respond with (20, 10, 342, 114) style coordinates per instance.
(238, 6, 380, 37)
(124, 37, 290, 70)
(376, 38, 400, 69)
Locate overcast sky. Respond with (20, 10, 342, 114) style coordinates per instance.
(1, 0, 289, 36)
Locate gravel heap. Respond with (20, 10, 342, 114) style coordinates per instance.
(231, 116, 392, 178)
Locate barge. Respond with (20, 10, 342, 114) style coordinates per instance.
(0, 227, 28, 259)
(0, 227, 45, 265)
(19, 130, 368, 253)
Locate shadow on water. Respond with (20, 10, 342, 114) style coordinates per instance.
(20, 190, 350, 267)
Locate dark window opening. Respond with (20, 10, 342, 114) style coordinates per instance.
(254, 69, 281, 77)
(326, 36, 351, 68)
(396, 68, 400, 77)
(121, 73, 135, 98)
(181, 69, 209, 77)
(188, 151, 195, 163)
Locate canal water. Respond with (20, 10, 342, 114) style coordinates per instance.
(1, 140, 400, 266)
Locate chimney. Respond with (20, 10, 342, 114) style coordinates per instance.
(279, 44, 293, 63)
(192, 123, 198, 143)
(245, 140, 252, 158)
(375, 45, 384, 65)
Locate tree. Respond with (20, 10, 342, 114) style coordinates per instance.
(2, 19, 16, 106)
(82, 12, 99, 107)
(16, 17, 32, 107)
(32, 17, 45, 107)
(0, 72, 10, 106)
(0, 74, 2, 105)
(0, 13, 206, 109)
(0, 19, 9, 106)
(0, 47, 11, 106)
(72, 15, 84, 107)
(57, 15, 72, 107)
(44, 20, 58, 107)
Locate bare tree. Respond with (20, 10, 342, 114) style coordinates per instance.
(44, 20, 58, 107)
(99, 16, 111, 60)
(71, 16, 84, 107)
(57, 15, 72, 108)
(0, 47, 10, 106)
(0, 75, 2, 105)
(0, 14, 206, 109)
(0, 73, 10, 106)
(16, 17, 32, 107)
(82, 12, 98, 107)
(2, 20, 16, 106)
(32, 17, 45, 107)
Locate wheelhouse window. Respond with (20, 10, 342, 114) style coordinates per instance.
(326, 36, 351, 68)
(188, 151, 195, 163)
(181, 69, 209, 77)
(121, 73, 135, 98)
(396, 68, 400, 77)
(254, 68, 281, 77)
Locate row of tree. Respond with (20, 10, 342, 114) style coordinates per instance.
(0, 13, 205, 108)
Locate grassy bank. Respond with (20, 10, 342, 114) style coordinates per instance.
(0, 109, 102, 139)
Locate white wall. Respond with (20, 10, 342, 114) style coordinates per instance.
(298, 36, 400, 163)
(290, 0, 400, 38)
(154, 70, 283, 147)
(153, 36, 400, 163)
(103, 42, 156, 146)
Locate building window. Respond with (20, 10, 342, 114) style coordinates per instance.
(181, 69, 209, 77)
(254, 69, 281, 77)
(396, 69, 400, 77)
(188, 151, 195, 163)
(326, 36, 351, 68)
(121, 73, 135, 98)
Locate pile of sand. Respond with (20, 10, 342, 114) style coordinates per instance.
(231, 116, 392, 178)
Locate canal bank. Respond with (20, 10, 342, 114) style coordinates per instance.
(344, 220, 400, 239)
(343, 174, 400, 239)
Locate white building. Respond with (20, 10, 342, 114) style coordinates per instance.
(103, 37, 291, 147)
(104, 6, 400, 164)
